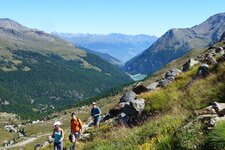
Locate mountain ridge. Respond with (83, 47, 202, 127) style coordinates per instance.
(0, 18, 132, 118)
(53, 32, 157, 63)
(124, 12, 225, 75)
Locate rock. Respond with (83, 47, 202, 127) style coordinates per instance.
(158, 79, 171, 87)
(147, 82, 159, 91)
(205, 54, 217, 65)
(119, 102, 139, 116)
(82, 133, 91, 139)
(212, 102, 225, 116)
(82, 124, 89, 131)
(103, 91, 146, 126)
(165, 69, 181, 80)
(34, 144, 43, 150)
(195, 64, 209, 78)
(214, 116, 225, 122)
(0, 100, 10, 105)
(215, 47, 223, 53)
(120, 91, 136, 103)
(133, 85, 148, 94)
(195, 106, 217, 115)
(182, 59, 199, 72)
(18, 132, 24, 137)
(9, 140, 14, 145)
(131, 98, 145, 113)
(32, 120, 40, 124)
(220, 50, 225, 55)
(4, 125, 17, 133)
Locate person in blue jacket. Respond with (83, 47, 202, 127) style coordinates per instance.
(91, 102, 101, 128)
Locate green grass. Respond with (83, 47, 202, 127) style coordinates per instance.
(82, 112, 187, 150)
(80, 54, 225, 149)
(208, 120, 225, 150)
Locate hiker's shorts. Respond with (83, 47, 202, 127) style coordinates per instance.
(54, 142, 63, 150)
(93, 117, 101, 126)
(71, 131, 81, 142)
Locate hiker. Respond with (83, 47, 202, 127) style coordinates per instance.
(70, 112, 83, 149)
(49, 121, 64, 150)
(91, 102, 101, 128)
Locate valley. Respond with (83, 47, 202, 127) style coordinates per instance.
(0, 2, 225, 149)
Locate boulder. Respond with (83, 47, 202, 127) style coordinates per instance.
(103, 91, 146, 126)
(215, 47, 223, 53)
(182, 59, 199, 72)
(220, 50, 225, 55)
(133, 85, 148, 94)
(158, 79, 171, 87)
(195, 64, 209, 78)
(4, 125, 17, 133)
(165, 69, 181, 80)
(205, 54, 217, 65)
(212, 102, 225, 116)
(131, 98, 145, 113)
(120, 91, 136, 103)
(147, 82, 159, 91)
(119, 102, 139, 116)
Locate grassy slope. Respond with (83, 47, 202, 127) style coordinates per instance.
(80, 41, 225, 150)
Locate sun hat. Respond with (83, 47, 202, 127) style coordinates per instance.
(92, 102, 96, 105)
(53, 121, 61, 126)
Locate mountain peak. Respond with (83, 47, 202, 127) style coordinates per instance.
(0, 18, 29, 31)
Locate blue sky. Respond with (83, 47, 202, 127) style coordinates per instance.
(0, 0, 225, 37)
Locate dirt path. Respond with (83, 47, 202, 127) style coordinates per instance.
(0, 133, 49, 149)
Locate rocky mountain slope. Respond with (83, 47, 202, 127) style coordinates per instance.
(53, 33, 157, 63)
(2, 36, 225, 150)
(124, 12, 225, 75)
(0, 18, 132, 119)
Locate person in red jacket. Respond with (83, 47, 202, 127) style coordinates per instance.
(70, 113, 83, 149)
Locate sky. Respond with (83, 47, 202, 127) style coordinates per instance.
(0, 0, 225, 37)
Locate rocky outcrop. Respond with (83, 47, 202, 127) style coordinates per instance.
(165, 69, 181, 80)
(194, 102, 225, 129)
(103, 91, 145, 126)
(215, 47, 223, 53)
(147, 82, 159, 91)
(194, 64, 209, 78)
(212, 102, 225, 117)
(158, 69, 181, 87)
(4, 125, 17, 133)
(133, 84, 148, 94)
(158, 79, 171, 87)
(119, 91, 145, 114)
(120, 91, 137, 103)
(182, 59, 199, 72)
(205, 54, 217, 65)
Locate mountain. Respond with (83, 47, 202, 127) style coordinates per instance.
(2, 37, 225, 150)
(124, 12, 225, 75)
(0, 18, 132, 118)
(77, 46, 123, 67)
(52, 33, 157, 63)
(220, 31, 225, 41)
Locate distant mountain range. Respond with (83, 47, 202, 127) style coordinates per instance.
(124, 12, 225, 75)
(52, 33, 157, 64)
(0, 18, 132, 118)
